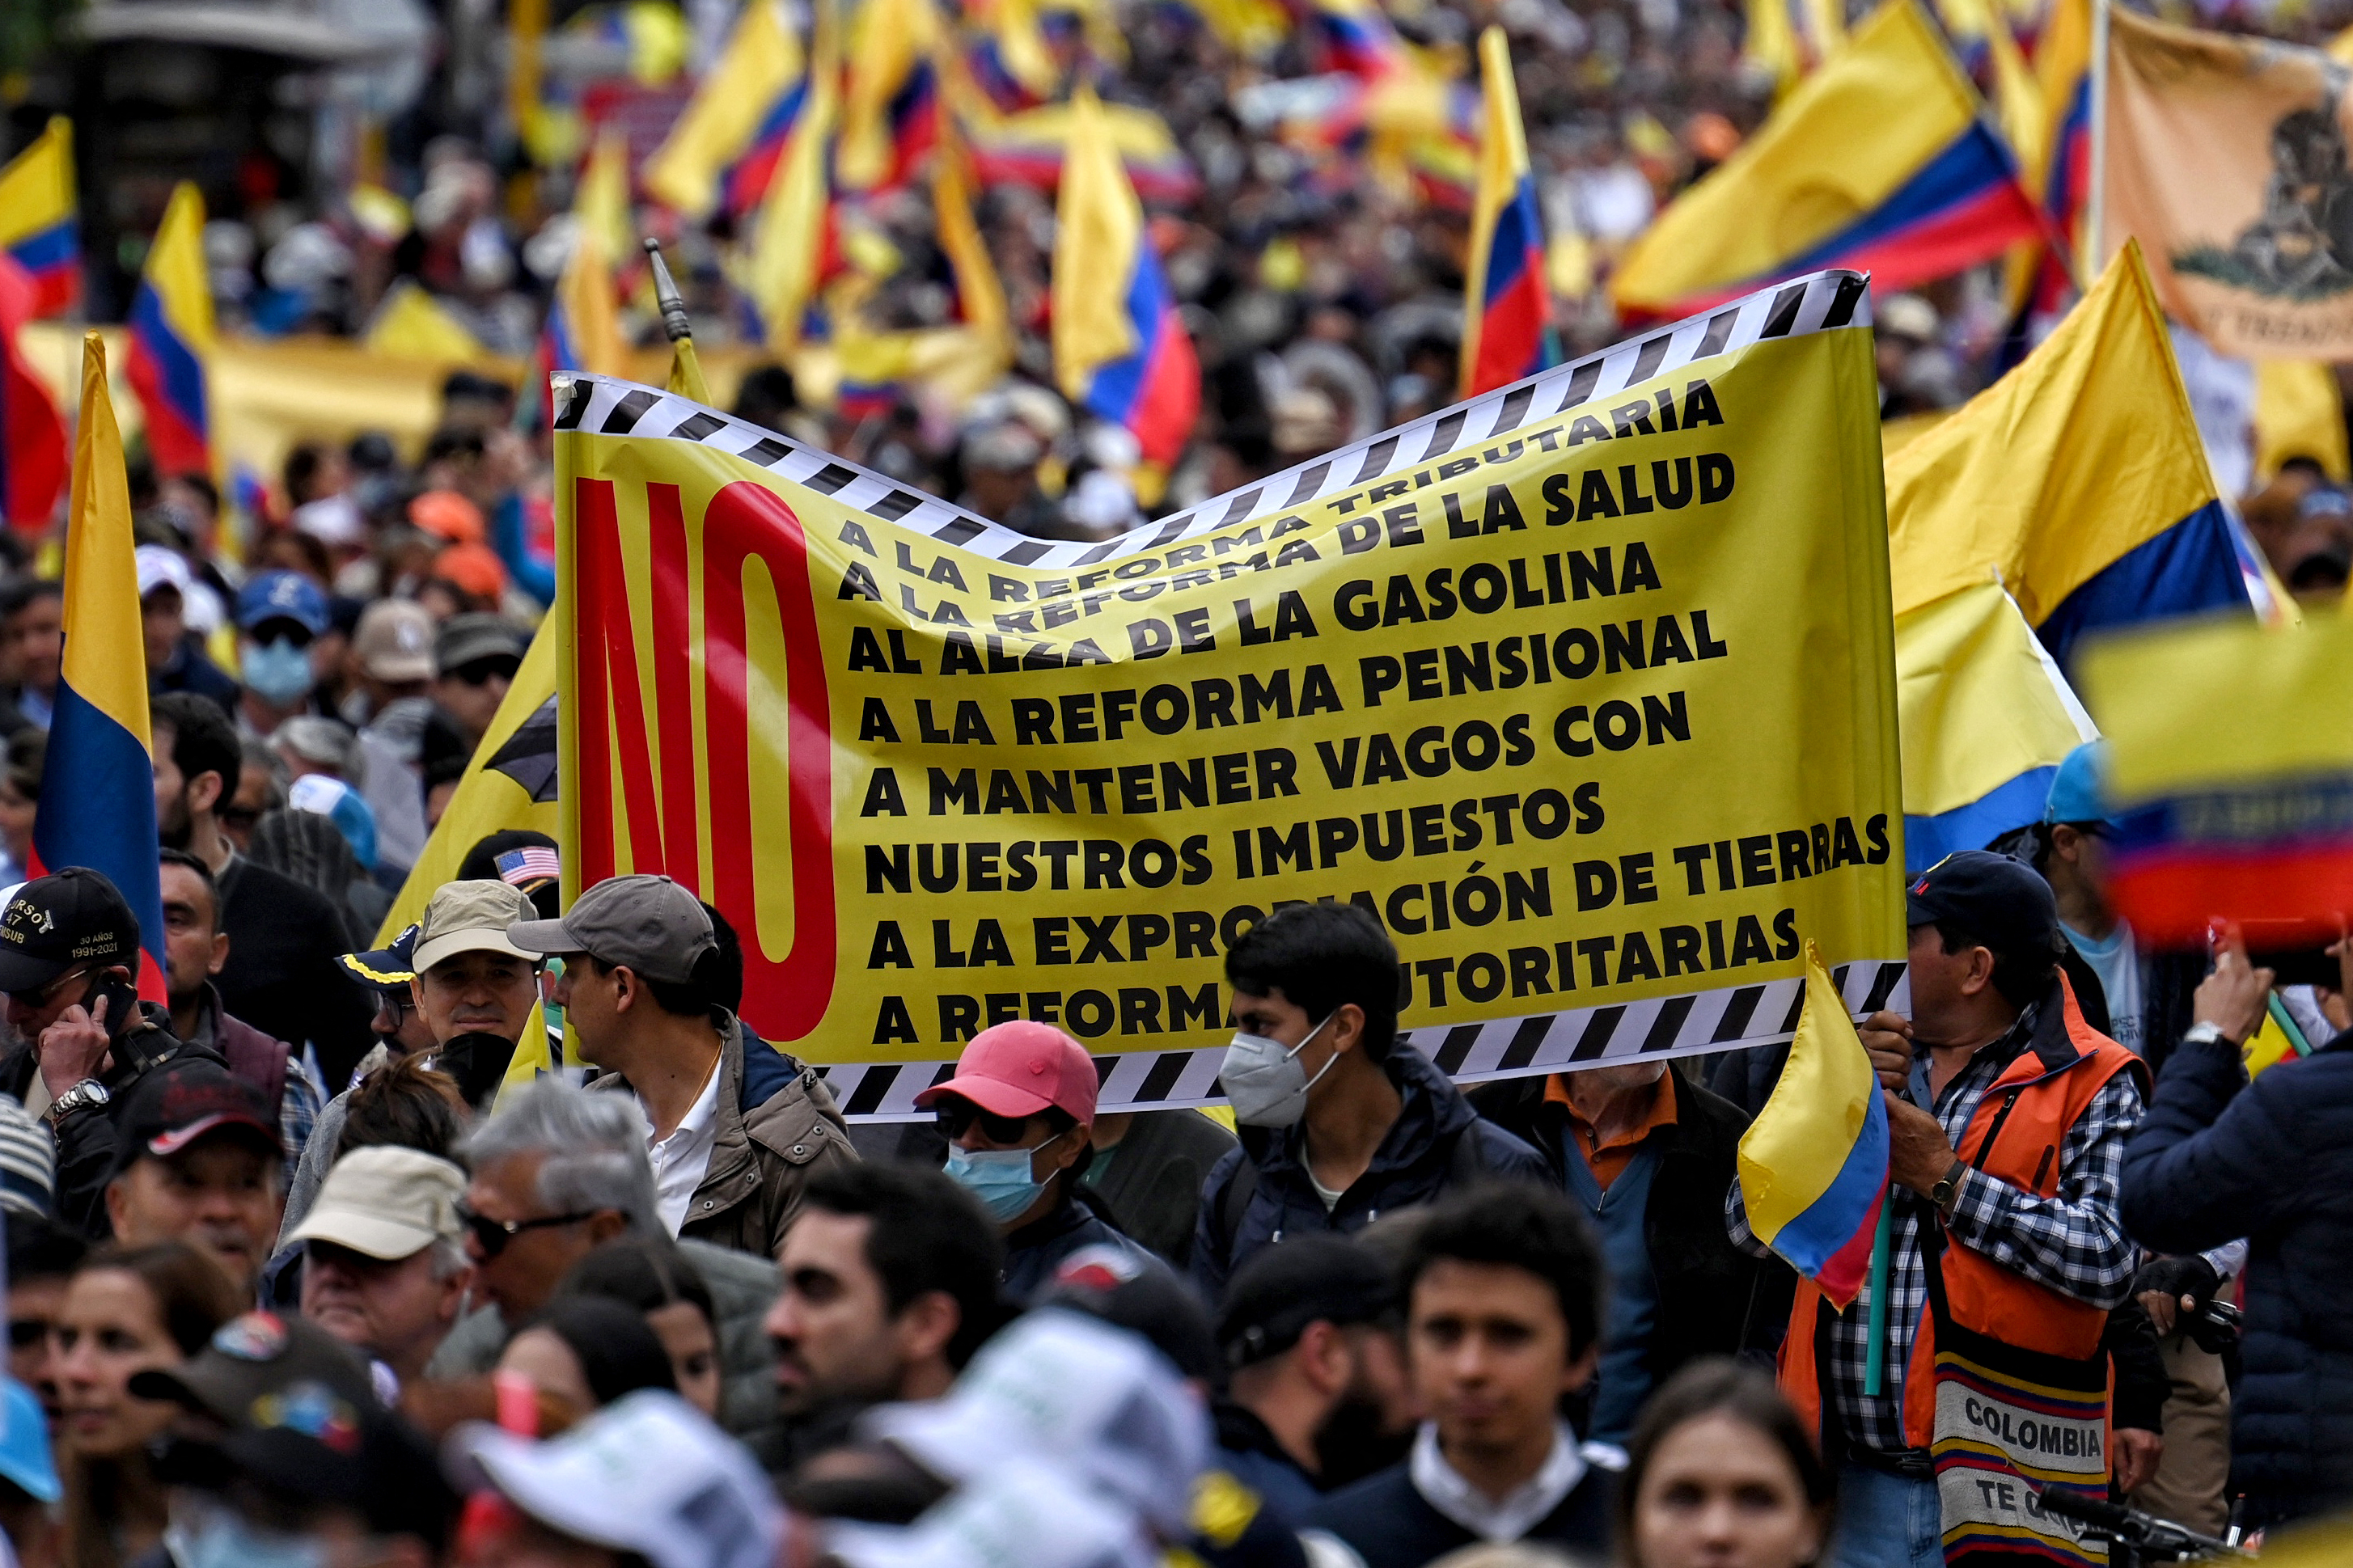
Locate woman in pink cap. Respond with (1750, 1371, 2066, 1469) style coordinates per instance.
(915, 1021, 1160, 1299)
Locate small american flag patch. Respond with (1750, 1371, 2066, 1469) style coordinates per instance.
(494, 847, 561, 885)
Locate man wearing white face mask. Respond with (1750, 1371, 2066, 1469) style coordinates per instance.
(915, 1021, 1164, 1300)
(1192, 903, 1549, 1297)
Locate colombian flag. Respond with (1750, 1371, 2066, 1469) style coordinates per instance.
(1613, 0, 2038, 316)
(536, 232, 628, 425)
(1737, 940, 1888, 1308)
(1312, 0, 1411, 79)
(35, 336, 168, 1001)
(125, 183, 214, 478)
(1886, 243, 2248, 867)
(2007, 0, 2089, 319)
(0, 258, 66, 534)
(1052, 87, 1199, 471)
(840, 0, 942, 192)
(0, 119, 78, 319)
(643, 0, 803, 219)
(744, 16, 845, 351)
(2080, 605, 2353, 949)
(1459, 28, 1558, 398)
(722, 76, 815, 220)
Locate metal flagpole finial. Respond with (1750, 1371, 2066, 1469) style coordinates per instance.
(644, 236, 693, 344)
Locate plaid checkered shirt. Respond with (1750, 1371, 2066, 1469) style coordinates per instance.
(1725, 1004, 2144, 1457)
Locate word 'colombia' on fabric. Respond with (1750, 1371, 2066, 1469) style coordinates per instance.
(549, 268, 1907, 1118)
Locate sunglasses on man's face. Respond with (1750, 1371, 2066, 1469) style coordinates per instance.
(933, 1099, 1038, 1145)
(446, 657, 520, 687)
(455, 1200, 595, 1258)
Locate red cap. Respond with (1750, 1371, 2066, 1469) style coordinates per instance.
(915, 1021, 1099, 1126)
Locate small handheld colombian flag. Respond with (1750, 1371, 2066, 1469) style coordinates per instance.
(1459, 27, 1559, 398)
(125, 183, 214, 479)
(0, 119, 79, 319)
(1737, 940, 1890, 1308)
(34, 335, 168, 1001)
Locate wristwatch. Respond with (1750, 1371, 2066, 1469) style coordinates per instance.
(2181, 1021, 2232, 1050)
(1929, 1158, 1968, 1222)
(42, 1079, 108, 1129)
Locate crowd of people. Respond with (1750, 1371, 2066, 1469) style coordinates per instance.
(0, 726, 2337, 1568)
(5, 0, 2353, 1558)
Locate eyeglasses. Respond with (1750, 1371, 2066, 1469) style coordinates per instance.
(455, 1201, 598, 1258)
(6, 966, 87, 1010)
(933, 1098, 1038, 1145)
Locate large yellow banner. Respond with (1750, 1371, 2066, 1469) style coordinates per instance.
(554, 271, 1906, 1116)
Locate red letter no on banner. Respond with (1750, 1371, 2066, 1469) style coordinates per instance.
(572, 478, 837, 1041)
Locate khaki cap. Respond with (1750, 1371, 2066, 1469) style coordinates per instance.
(413, 880, 540, 974)
(507, 873, 713, 985)
(353, 599, 436, 683)
(286, 1146, 467, 1260)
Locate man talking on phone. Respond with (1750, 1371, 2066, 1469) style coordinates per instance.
(0, 869, 231, 1237)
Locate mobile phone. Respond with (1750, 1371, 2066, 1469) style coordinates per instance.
(2233, 918, 2345, 988)
(83, 973, 142, 1035)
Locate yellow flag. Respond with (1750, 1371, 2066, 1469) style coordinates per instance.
(364, 281, 488, 363)
(2254, 361, 2351, 484)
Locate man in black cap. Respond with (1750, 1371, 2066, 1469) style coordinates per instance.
(135, 1309, 455, 1566)
(0, 867, 232, 1237)
(1212, 1234, 1414, 1522)
(108, 1062, 286, 1295)
(1727, 849, 2146, 1568)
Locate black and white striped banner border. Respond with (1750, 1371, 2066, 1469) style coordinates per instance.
(553, 268, 1868, 576)
(816, 957, 1909, 1122)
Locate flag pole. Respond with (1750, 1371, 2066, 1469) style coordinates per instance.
(1862, 1187, 1894, 1395)
(2084, 0, 2110, 281)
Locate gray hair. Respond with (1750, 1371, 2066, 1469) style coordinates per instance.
(460, 1076, 659, 1236)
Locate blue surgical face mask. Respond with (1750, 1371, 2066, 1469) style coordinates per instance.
(167, 1505, 328, 1568)
(945, 1143, 1049, 1224)
(243, 635, 315, 705)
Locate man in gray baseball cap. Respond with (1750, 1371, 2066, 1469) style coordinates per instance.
(510, 876, 853, 1258)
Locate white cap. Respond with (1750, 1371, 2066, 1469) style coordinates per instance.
(828, 1458, 1160, 1568)
(860, 1309, 1208, 1536)
(291, 494, 367, 549)
(446, 1391, 783, 1568)
(135, 544, 193, 601)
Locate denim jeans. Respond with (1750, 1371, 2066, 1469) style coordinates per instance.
(1834, 1463, 1945, 1568)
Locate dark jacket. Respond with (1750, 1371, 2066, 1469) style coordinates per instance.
(1190, 1046, 1549, 1299)
(1468, 1068, 1796, 1376)
(589, 1012, 857, 1260)
(2122, 1029, 2353, 1527)
(1001, 1183, 1161, 1302)
(183, 983, 290, 1124)
(1306, 1454, 1613, 1568)
(1214, 1401, 1322, 1526)
(0, 1004, 226, 1237)
(1082, 1108, 1237, 1270)
(214, 853, 377, 1089)
(151, 639, 239, 716)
